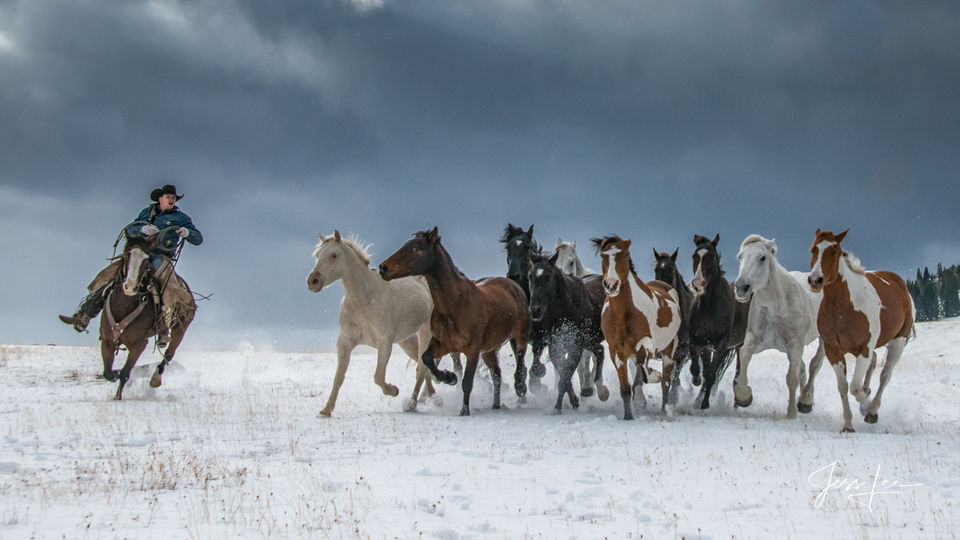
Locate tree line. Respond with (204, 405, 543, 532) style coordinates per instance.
(907, 263, 960, 322)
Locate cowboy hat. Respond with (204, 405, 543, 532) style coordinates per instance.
(150, 184, 184, 202)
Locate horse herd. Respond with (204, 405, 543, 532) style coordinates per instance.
(99, 223, 914, 434)
(302, 225, 915, 433)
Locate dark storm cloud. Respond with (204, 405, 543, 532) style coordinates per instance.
(2, 0, 959, 347)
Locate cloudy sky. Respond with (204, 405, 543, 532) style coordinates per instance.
(2, 0, 958, 350)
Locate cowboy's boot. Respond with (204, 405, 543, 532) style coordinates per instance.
(59, 285, 108, 333)
(156, 308, 174, 348)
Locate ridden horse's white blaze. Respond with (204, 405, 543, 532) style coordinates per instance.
(122, 247, 149, 296)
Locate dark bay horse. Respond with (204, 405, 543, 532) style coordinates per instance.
(102, 232, 194, 400)
(379, 227, 531, 416)
(653, 247, 698, 404)
(594, 236, 681, 419)
(527, 251, 607, 413)
(808, 229, 914, 432)
(500, 224, 549, 390)
(688, 234, 751, 410)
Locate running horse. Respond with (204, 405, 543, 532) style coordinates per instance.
(593, 235, 681, 419)
(379, 227, 531, 416)
(807, 229, 914, 432)
(102, 231, 194, 400)
(652, 247, 697, 404)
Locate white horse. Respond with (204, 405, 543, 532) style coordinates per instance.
(554, 238, 603, 399)
(306, 230, 445, 416)
(732, 234, 825, 418)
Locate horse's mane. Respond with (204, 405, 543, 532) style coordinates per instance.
(842, 251, 866, 275)
(591, 235, 636, 275)
(500, 225, 542, 254)
(315, 233, 373, 266)
(530, 251, 556, 267)
(413, 229, 468, 279)
(739, 234, 769, 251)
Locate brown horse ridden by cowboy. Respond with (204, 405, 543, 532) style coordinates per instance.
(379, 227, 531, 416)
(59, 184, 203, 349)
(593, 235, 682, 420)
(807, 229, 915, 433)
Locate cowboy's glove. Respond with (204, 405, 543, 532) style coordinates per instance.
(176, 227, 189, 238)
(141, 224, 160, 236)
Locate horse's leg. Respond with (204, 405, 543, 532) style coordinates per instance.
(689, 345, 703, 386)
(864, 338, 905, 424)
(551, 346, 577, 414)
(508, 338, 528, 400)
(151, 320, 188, 388)
(798, 339, 825, 413)
(373, 339, 400, 398)
(695, 348, 715, 410)
(668, 348, 686, 405)
(100, 338, 119, 382)
(319, 336, 356, 417)
(784, 343, 805, 419)
(862, 351, 878, 398)
(824, 344, 854, 432)
(114, 339, 148, 401)
(660, 343, 675, 413)
(450, 353, 464, 379)
(421, 341, 458, 385)
(848, 353, 873, 404)
(590, 343, 609, 402)
(460, 352, 481, 416)
(576, 350, 594, 398)
(733, 339, 755, 408)
(612, 350, 634, 420)
(633, 351, 648, 410)
(564, 350, 580, 409)
(528, 338, 548, 394)
(481, 350, 502, 410)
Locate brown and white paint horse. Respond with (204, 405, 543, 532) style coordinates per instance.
(593, 236, 681, 419)
(808, 229, 915, 432)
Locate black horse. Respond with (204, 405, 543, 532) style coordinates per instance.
(501, 224, 550, 392)
(688, 234, 751, 409)
(653, 247, 698, 403)
(527, 251, 608, 412)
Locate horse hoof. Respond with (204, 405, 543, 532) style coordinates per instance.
(403, 399, 418, 412)
(515, 383, 528, 397)
(102, 370, 119, 382)
(692, 375, 702, 387)
(623, 413, 634, 421)
(384, 385, 399, 397)
(517, 394, 527, 405)
(580, 387, 594, 398)
(797, 402, 813, 414)
(864, 412, 878, 424)
(552, 408, 562, 416)
(531, 363, 547, 379)
(734, 394, 753, 408)
(459, 406, 470, 416)
(597, 386, 610, 402)
(440, 371, 458, 386)
(318, 409, 333, 417)
(149, 375, 162, 388)
(841, 426, 856, 433)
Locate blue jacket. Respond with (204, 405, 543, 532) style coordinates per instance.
(126, 204, 203, 257)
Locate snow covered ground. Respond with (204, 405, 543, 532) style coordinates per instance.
(1, 320, 958, 539)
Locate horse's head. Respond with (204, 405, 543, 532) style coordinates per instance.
(500, 224, 538, 284)
(120, 231, 156, 297)
(808, 228, 848, 293)
(653, 247, 680, 285)
(734, 235, 777, 302)
(690, 234, 722, 296)
(555, 239, 583, 277)
(592, 235, 633, 297)
(379, 227, 441, 281)
(307, 230, 352, 292)
(528, 251, 561, 321)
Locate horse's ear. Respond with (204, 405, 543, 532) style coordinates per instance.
(334, 229, 342, 242)
(653, 247, 660, 260)
(549, 251, 559, 266)
(671, 247, 678, 262)
(624, 239, 632, 249)
(712, 234, 720, 246)
(318, 232, 324, 241)
(768, 238, 778, 254)
(571, 240, 576, 248)
(836, 229, 848, 243)
(557, 238, 563, 247)
(428, 226, 440, 243)
(527, 224, 534, 236)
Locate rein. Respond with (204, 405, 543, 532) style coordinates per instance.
(105, 250, 153, 344)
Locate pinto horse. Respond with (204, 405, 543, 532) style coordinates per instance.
(688, 234, 751, 410)
(653, 248, 697, 403)
(593, 236, 681, 419)
(527, 251, 607, 413)
(808, 229, 914, 432)
(379, 227, 531, 416)
(102, 231, 193, 400)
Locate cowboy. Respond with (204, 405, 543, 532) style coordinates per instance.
(59, 184, 203, 347)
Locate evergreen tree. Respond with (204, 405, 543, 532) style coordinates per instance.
(942, 267, 960, 318)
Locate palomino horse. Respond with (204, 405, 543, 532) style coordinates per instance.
(307, 230, 458, 415)
(102, 231, 194, 400)
(732, 234, 825, 417)
(380, 227, 531, 416)
(527, 251, 607, 413)
(689, 234, 751, 410)
(808, 229, 914, 432)
(653, 248, 697, 404)
(500, 224, 549, 391)
(593, 236, 681, 419)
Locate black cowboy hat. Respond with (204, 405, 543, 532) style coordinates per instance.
(150, 184, 184, 202)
